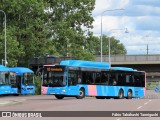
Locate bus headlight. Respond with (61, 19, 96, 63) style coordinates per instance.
(21, 88, 26, 91)
(62, 90, 66, 93)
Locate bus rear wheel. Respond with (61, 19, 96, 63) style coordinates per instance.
(118, 89, 124, 99)
(127, 90, 132, 99)
(55, 95, 64, 99)
(76, 88, 85, 99)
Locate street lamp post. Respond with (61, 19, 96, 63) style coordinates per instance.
(100, 8, 124, 62)
(0, 10, 7, 66)
(108, 28, 128, 67)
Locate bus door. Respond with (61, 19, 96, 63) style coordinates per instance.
(16, 76, 21, 94)
(68, 71, 78, 95)
(10, 72, 18, 94)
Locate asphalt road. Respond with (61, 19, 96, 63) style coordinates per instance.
(0, 90, 160, 120)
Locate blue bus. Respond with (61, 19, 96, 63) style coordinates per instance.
(0, 65, 11, 95)
(41, 60, 146, 99)
(9, 67, 35, 95)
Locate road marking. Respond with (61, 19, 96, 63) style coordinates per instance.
(149, 100, 152, 102)
(116, 118, 121, 120)
(137, 106, 142, 109)
(144, 102, 148, 105)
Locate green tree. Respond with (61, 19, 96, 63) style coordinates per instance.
(48, 0, 96, 60)
(0, 0, 96, 67)
(0, 0, 55, 67)
(101, 35, 127, 55)
(34, 76, 41, 95)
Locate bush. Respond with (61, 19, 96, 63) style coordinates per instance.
(146, 82, 159, 90)
(34, 76, 42, 95)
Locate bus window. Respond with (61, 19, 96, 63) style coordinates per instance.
(117, 73, 125, 86)
(68, 71, 77, 86)
(77, 72, 82, 84)
(82, 72, 93, 84)
(95, 72, 101, 84)
(0, 72, 10, 85)
(101, 72, 109, 85)
(126, 74, 134, 86)
(134, 73, 145, 87)
(108, 74, 116, 86)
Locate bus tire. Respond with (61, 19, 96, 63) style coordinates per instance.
(127, 90, 132, 99)
(76, 88, 85, 99)
(55, 95, 64, 99)
(118, 89, 124, 99)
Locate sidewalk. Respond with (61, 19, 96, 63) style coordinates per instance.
(0, 99, 25, 106)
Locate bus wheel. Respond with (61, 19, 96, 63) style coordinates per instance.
(127, 90, 132, 99)
(76, 88, 85, 99)
(118, 89, 124, 99)
(55, 95, 64, 99)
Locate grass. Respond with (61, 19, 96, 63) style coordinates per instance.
(146, 82, 160, 90)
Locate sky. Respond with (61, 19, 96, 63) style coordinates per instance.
(92, 0, 160, 55)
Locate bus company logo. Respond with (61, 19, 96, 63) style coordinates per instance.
(1, 112, 42, 117)
(2, 112, 11, 117)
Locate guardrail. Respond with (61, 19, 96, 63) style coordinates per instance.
(96, 54, 160, 64)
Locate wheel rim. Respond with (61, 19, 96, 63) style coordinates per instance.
(128, 91, 132, 98)
(120, 92, 123, 98)
(119, 91, 123, 98)
(79, 90, 83, 96)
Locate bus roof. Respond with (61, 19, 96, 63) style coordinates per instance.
(9, 67, 34, 75)
(110, 67, 137, 71)
(0, 65, 10, 72)
(60, 60, 110, 70)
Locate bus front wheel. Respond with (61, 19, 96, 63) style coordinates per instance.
(55, 95, 64, 99)
(76, 88, 85, 99)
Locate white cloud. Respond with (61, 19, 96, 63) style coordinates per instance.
(92, 0, 160, 55)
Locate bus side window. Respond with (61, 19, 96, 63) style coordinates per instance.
(108, 77, 113, 85)
(113, 78, 117, 86)
(68, 77, 75, 85)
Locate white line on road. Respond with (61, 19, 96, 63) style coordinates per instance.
(144, 102, 148, 105)
(116, 118, 121, 120)
(149, 100, 152, 102)
(137, 106, 142, 109)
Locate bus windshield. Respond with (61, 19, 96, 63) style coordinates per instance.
(0, 72, 10, 85)
(23, 73, 34, 85)
(43, 71, 66, 87)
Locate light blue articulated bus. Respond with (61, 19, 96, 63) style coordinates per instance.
(0, 65, 11, 95)
(41, 60, 146, 99)
(9, 67, 35, 95)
